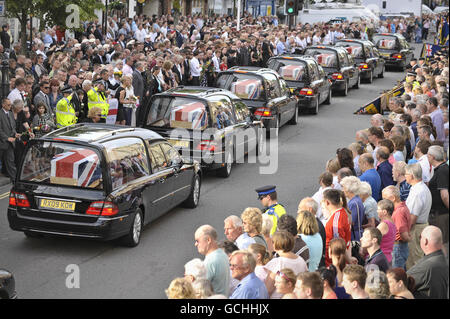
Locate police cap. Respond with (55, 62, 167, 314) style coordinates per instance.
(60, 85, 73, 94)
(255, 185, 277, 198)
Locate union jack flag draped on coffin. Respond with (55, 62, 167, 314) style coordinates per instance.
(345, 46, 362, 57)
(280, 65, 304, 81)
(50, 148, 102, 188)
(170, 102, 208, 130)
(378, 39, 396, 49)
(231, 79, 261, 99)
(315, 54, 336, 67)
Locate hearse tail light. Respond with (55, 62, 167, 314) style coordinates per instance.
(299, 88, 314, 96)
(392, 53, 402, 59)
(86, 201, 119, 216)
(254, 107, 272, 117)
(196, 140, 217, 152)
(332, 73, 344, 80)
(359, 63, 369, 69)
(9, 191, 31, 208)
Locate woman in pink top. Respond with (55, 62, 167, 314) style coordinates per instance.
(376, 199, 398, 264)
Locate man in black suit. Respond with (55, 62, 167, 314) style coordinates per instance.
(92, 48, 107, 65)
(0, 24, 11, 50)
(0, 98, 20, 183)
(132, 62, 145, 101)
(33, 81, 53, 119)
(182, 50, 192, 85)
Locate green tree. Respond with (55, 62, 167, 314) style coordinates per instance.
(5, 0, 103, 55)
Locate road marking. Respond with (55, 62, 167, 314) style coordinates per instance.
(0, 192, 10, 199)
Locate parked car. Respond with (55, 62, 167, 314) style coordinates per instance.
(303, 45, 360, 96)
(335, 39, 386, 83)
(215, 66, 299, 137)
(140, 86, 263, 178)
(8, 124, 202, 247)
(0, 269, 16, 299)
(372, 33, 414, 70)
(267, 54, 332, 114)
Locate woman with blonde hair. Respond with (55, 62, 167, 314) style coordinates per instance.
(261, 214, 274, 255)
(274, 268, 297, 299)
(248, 243, 272, 283)
(165, 277, 196, 299)
(241, 207, 267, 249)
(326, 157, 341, 190)
(296, 211, 323, 272)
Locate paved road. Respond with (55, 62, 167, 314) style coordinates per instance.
(0, 44, 422, 298)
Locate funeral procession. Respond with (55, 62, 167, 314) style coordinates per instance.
(0, 0, 449, 305)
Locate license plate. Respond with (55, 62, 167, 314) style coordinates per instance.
(381, 53, 390, 57)
(168, 139, 190, 148)
(39, 199, 75, 211)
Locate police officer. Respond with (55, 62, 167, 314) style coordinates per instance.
(55, 86, 77, 128)
(405, 71, 421, 90)
(255, 185, 286, 236)
(87, 79, 109, 120)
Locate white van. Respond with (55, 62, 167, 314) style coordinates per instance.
(297, 2, 380, 25)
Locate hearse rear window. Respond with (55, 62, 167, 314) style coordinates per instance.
(335, 42, 364, 58)
(217, 73, 265, 100)
(304, 49, 337, 68)
(274, 60, 306, 82)
(147, 96, 209, 130)
(20, 142, 103, 189)
(373, 36, 397, 49)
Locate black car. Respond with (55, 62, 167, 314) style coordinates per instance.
(8, 124, 202, 247)
(141, 86, 263, 178)
(215, 67, 298, 136)
(372, 33, 414, 70)
(303, 45, 360, 96)
(0, 269, 16, 299)
(335, 39, 386, 83)
(267, 55, 332, 114)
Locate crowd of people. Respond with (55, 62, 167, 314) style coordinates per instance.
(0, 8, 448, 299)
(166, 50, 449, 299)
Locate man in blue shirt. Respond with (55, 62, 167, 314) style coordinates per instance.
(376, 146, 396, 190)
(276, 36, 286, 55)
(359, 153, 382, 201)
(229, 250, 269, 299)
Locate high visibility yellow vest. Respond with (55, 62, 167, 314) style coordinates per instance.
(56, 96, 77, 128)
(87, 87, 109, 119)
(264, 203, 287, 236)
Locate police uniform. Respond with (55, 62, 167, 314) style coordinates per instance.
(405, 71, 421, 90)
(255, 185, 286, 236)
(56, 86, 77, 128)
(87, 79, 109, 119)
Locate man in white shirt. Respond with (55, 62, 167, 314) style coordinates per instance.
(312, 31, 322, 45)
(212, 49, 221, 73)
(312, 172, 334, 225)
(414, 139, 434, 184)
(189, 51, 201, 86)
(7, 78, 26, 104)
(405, 163, 432, 270)
(134, 24, 147, 43)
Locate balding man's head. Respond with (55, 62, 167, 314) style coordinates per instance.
(420, 226, 443, 255)
(298, 197, 318, 215)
